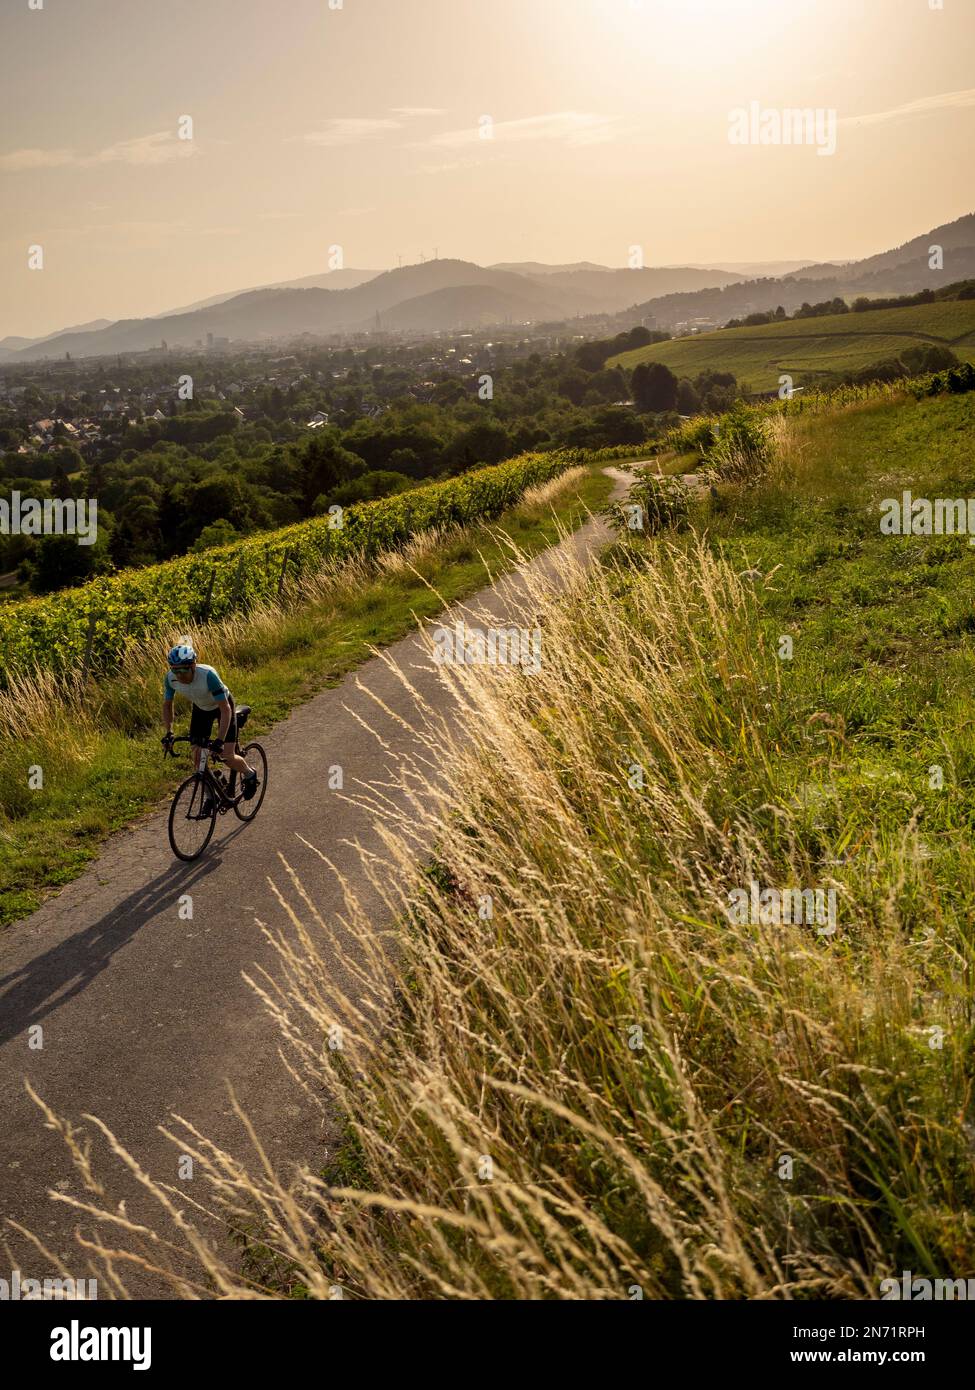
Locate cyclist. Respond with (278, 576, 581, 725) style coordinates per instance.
(161, 641, 258, 801)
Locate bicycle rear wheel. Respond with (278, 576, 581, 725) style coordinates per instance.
(234, 742, 268, 823)
(168, 773, 217, 860)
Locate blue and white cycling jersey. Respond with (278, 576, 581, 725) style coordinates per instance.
(163, 664, 230, 711)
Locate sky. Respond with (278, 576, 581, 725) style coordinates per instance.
(2, 0, 973, 339)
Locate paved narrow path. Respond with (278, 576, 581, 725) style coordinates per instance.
(0, 467, 633, 1290)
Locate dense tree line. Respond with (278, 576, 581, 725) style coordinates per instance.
(725, 280, 975, 329)
(817, 343, 960, 389)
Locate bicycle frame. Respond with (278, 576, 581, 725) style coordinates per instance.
(165, 728, 266, 860)
(167, 737, 242, 811)
(197, 747, 240, 809)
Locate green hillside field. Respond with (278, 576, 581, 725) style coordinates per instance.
(610, 298, 975, 392)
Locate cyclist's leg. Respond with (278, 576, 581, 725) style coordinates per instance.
(189, 707, 218, 801)
(217, 699, 254, 778)
(189, 705, 215, 769)
(221, 739, 257, 796)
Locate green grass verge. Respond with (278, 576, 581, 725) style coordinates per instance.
(670, 389, 975, 929)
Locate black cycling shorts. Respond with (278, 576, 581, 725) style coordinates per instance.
(190, 696, 237, 747)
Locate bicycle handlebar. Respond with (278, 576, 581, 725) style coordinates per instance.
(163, 735, 225, 757)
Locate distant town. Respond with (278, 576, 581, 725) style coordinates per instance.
(1, 324, 644, 461)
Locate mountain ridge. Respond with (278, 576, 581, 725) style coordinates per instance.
(611, 214, 975, 330)
(3, 260, 743, 360)
(5, 215, 972, 362)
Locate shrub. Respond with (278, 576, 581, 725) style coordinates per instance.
(605, 474, 689, 537)
(664, 415, 719, 458)
(706, 403, 773, 486)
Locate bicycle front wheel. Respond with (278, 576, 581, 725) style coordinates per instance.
(168, 774, 217, 861)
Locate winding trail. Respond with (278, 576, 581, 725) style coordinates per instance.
(0, 466, 633, 1289)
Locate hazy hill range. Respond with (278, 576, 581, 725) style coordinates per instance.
(153, 269, 384, 319)
(0, 319, 113, 356)
(5, 261, 746, 361)
(369, 273, 720, 331)
(492, 262, 746, 309)
(492, 259, 808, 278)
(345, 264, 747, 329)
(792, 214, 975, 283)
(6, 217, 972, 361)
(379, 283, 566, 331)
(617, 214, 975, 330)
(512, 266, 746, 314)
(492, 260, 617, 275)
(5, 261, 531, 360)
(675, 260, 821, 278)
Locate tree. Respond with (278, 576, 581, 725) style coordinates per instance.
(557, 369, 589, 406)
(111, 477, 163, 565)
(386, 447, 423, 478)
(83, 456, 108, 497)
(631, 362, 679, 413)
(510, 422, 552, 453)
(0, 426, 25, 451)
(676, 379, 702, 415)
(445, 419, 511, 473)
(319, 471, 412, 509)
(49, 462, 74, 501)
(587, 367, 629, 404)
(433, 380, 467, 408)
(191, 519, 239, 552)
(292, 433, 366, 516)
(50, 445, 84, 482)
(618, 326, 654, 351)
(575, 341, 612, 373)
(592, 406, 645, 445)
(564, 406, 645, 450)
(21, 524, 114, 594)
(900, 344, 958, 375)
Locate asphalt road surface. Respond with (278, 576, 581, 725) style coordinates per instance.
(0, 466, 632, 1293)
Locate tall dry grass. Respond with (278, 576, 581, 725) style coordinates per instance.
(19, 485, 972, 1298)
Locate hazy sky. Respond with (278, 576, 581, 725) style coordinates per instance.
(2, 0, 973, 338)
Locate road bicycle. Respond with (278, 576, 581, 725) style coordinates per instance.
(163, 704, 268, 861)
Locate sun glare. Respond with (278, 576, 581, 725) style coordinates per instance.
(605, 0, 815, 70)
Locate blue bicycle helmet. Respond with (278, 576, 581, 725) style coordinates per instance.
(167, 641, 197, 667)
